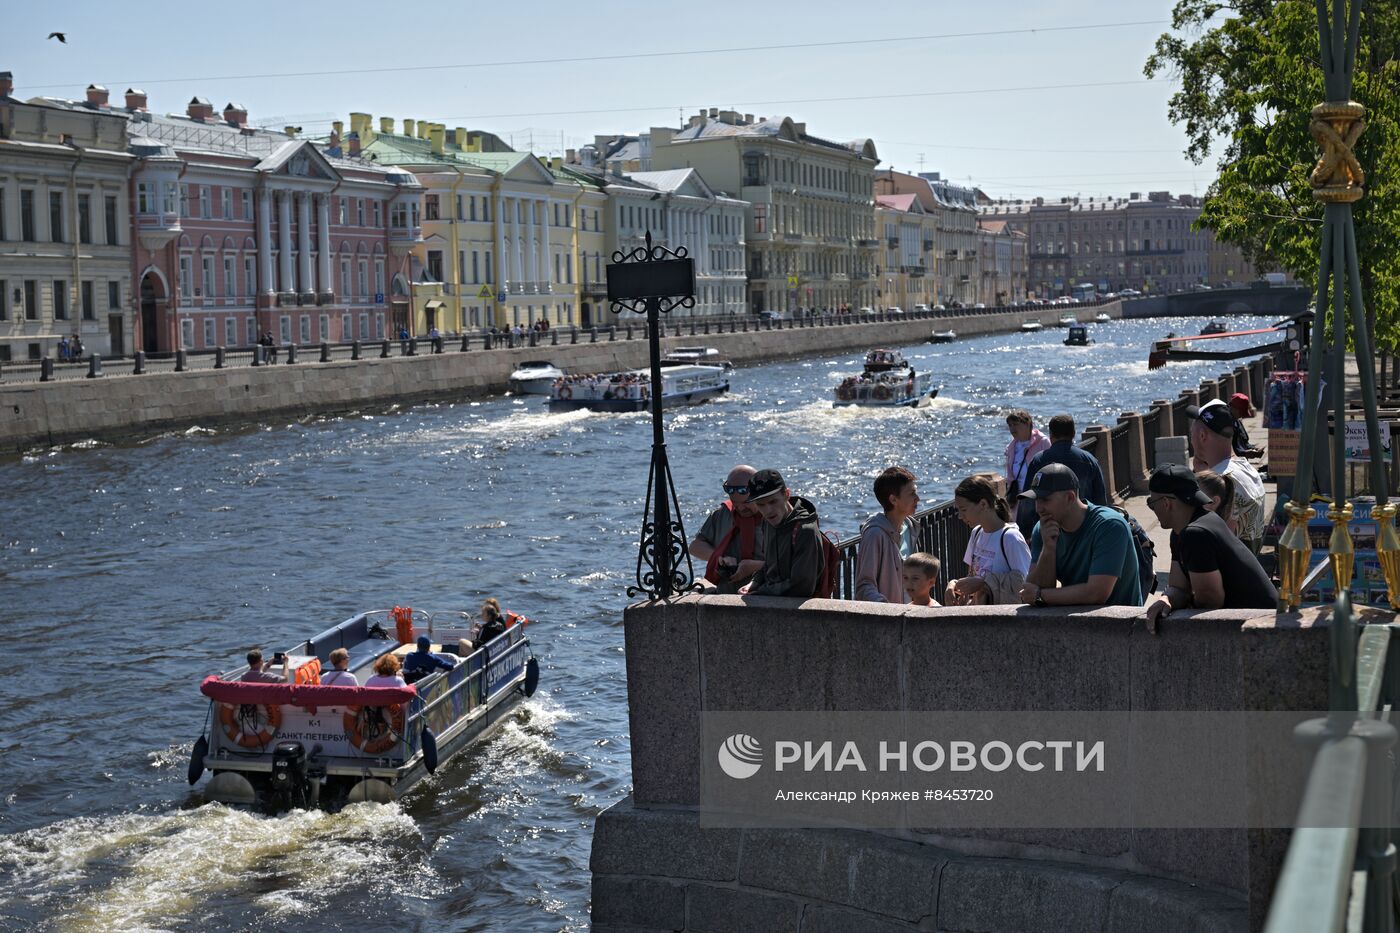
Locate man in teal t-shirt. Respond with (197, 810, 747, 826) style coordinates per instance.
(1017, 464, 1142, 608)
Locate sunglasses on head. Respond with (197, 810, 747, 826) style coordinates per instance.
(722, 483, 749, 495)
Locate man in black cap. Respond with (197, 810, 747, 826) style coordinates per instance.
(1144, 464, 1276, 631)
(1018, 463, 1142, 607)
(738, 468, 826, 598)
(1187, 399, 1265, 554)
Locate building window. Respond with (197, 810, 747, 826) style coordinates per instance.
(0, 279, 6, 320)
(456, 195, 465, 220)
(337, 198, 347, 225)
(484, 252, 493, 284)
(425, 195, 440, 221)
(25, 280, 38, 319)
(0, 190, 5, 240)
(203, 318, 216, 347)
(358, 312, 368, 339)
(245, 256, 256, 296)
(199, 186, 211, 218)
(181, 318, 194, 349)
(165, 182, 179, 216)
(53, 280, 68, 320)
(279, 315, 291, 344)
(340, 259, 350, 299)
(356, 199, 364, 226)
(319, 314, 329, 342)
(373, 201, 382, 227)
(357, 260, 368, 296)
(225, 316, 237, 347)
(221, 188, 232, 219)
(179, 184, 189, 217)
(471, 251, 479, 283)
(202, 257, 214, 298)
(374, 260, 384, 296)
(108, 280, 120, 310)
(553, 253, 560, 283)
(224, 257, 235, 297)
(49, 191, 64, 242)
(247, 317, 257, 346)
(375, 312, 384, 339)
(78, 195, 91, 244)
(242, 189, 252, 219)
(566, 254, 573, 284)
(300, 315, 311, 344)
(105, 195, 118, 244)
(179, 256, 192, 299)
(426, 250, 443, 281)
(82, 281, 94, 320)
(341, 312, 351, 339)
(469, 197, 477, 221)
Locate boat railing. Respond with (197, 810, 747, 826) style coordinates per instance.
(399, 626, 530, 757)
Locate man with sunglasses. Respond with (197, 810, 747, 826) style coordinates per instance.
(691, 465, 767, 593)
(1143, 464, 1276, 632)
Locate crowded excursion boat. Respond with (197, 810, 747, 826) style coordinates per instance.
(548, 364, 729, 412)
(191, 606, 538, 811)
(1063, 324, 1094, 347)
(661, 346, 734, 371)
(509, 361, 566, 395)
(833, 348, 937, 408)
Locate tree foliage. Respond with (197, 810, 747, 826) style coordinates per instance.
(1146, 0, 1400, 346)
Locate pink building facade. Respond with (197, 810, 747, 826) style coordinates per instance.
(126, 96, 422, 353)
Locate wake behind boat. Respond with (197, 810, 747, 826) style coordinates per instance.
(548, 364, 729, 412)
(191, 607, 538, 811)
(833, 348, 937, 408)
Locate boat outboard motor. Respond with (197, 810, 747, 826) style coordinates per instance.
(269, 741, 310, 811)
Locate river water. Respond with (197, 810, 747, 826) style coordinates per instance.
(0, 314, 1270, 932)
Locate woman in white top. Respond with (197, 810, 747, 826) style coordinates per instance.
(321, 647, 360, 687)
(945, 474, 1033, 605)
(363, 652, 407, 689)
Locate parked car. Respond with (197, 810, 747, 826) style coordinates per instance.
(887, 307, 905, 315)
(913, 304, 930, 313)
(858, 306, 877, 315)
(757, 310, 782, 322)
(973, 302, 986, 309)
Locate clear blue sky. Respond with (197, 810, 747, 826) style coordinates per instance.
(6, 0, 1223, 200)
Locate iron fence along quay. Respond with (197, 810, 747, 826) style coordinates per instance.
(0, 299, 1119, 384)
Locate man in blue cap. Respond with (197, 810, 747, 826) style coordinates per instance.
(402, 635, 457, 679)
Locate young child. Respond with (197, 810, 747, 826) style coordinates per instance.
(902, 552, 942, 607)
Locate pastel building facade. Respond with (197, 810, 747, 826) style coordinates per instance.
(0, 75, 135, 360)
(875, 169, 980, 306)
(874, 194, 937, 310)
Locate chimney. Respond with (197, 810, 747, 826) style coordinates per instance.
(793, 122, 806, 135)
(708, 107, 718, 118)
(416, 120, 430, 139)
(223, 102, 248, 127)
(565, 148, 576, 163)
(382, 116, 395, 135)
(285, 126, 299, 138)
(347, 132, 361, 158)
(186, 96, 214, 122)
(402, 118, 413, 136)
(0, 72, 12, 99)
(430, 125, 445, 155)
(124, 87, 147, 111)
(327, 120, 343, 154)
(85, 84, 109, 108)
(743, 113, 754, 124)
(454, 127, 468, 149)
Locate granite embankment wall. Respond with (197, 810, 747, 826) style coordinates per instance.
(0, 303, 1119, 451)
(591, 595, 1336, 933)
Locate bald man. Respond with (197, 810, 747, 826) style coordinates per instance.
(691, 464, 768, 592)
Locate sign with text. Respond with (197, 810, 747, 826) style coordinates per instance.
(1268, 429, 1300, 477)
(1345, 420, 1393, 463)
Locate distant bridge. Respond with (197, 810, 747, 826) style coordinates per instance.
(1121, 283, 1311, 319)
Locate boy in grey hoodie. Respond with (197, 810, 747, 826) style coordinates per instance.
(740, 469, 826, 598)
(856, 467, 919, 603)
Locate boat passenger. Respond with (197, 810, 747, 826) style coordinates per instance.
(855, 467, 919, 604)
(738, 469, 827, 599)
(364, 653, 407, 689)
(403, 635, 457, 679)
(475, 598, 508, 647)
(239, 649, 284, 683)
(321, 647, 360, 687)
(903, 552, 943, 607)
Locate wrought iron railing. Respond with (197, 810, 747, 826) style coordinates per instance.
(833, 499, 970, 600)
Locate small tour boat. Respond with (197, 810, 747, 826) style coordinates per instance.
(1020, 320, 1044, 332)
(833, 348, 937, 408)
(548, 364, 729, 412)
(1063, 324, 1094, 347)
(1200, 320, 1228, 335)
(662, 346, 734, 372)
(191, 607, 538, 811)
(928, 330, 957, 344)
(1056, 313, 1078, 327)
(509, 361, 566, 395)
(1093, 313, 1111, 324)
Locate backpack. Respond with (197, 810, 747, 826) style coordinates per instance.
(790, 525, 843, 599)
(1108, 505, 1158, 596)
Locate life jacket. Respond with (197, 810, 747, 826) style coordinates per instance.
(704, 501, 762, 584)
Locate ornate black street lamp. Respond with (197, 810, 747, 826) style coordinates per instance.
(606, 232, 700, 600)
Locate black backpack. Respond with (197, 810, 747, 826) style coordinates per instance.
(1108, 506, 1158, 596)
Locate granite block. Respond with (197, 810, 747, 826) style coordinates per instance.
(591, 874, 686, 929)
(685, 883, 801, 933)
(936, 858, 1120, 933)
(591, 798, 740, 882)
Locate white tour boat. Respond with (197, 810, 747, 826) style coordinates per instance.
(1056, 312, 1078, 327)
(548, 364, 729, 412)
(190, 607, 538, 811)
(833, 348, 937, 408)
(662, 346, 734, 371)
(1093, 312, 1112, 323)
(509, 360, 566, 395)
(1020, 319, 1044, 332)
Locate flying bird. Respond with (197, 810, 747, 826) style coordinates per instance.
(48, 32, 66, 43)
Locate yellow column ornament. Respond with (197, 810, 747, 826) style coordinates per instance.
(1277, 500, 1316, 611)
(1373, 502, 1400, 606)
(1326, 500, 1355, 601)
(1309, 101, 1366, 203)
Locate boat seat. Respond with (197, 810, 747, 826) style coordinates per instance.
(344, 638, 397, 673)
(308, 616, 371, 661)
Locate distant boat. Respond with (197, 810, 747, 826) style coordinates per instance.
(1200, 320, 1228, 335)
(509, 361, 565, 395)
(1056, 313, 1078, 327)
(1063, 325, 1094, 347)
(1020, 320, 1043, 332)
(549, 364, 728, 412)
(833, 348, 937, 408)
(1093, 312, 1111, 323)
(662, 346, 733, 372)
(928, 330, 956, 344)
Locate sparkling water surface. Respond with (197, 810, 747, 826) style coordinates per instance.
(0, 315, 1271, 932)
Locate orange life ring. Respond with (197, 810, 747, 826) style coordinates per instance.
(344, 703, 406, 754)
(219, 702, 283, 748)
(558, 385, 572, 399)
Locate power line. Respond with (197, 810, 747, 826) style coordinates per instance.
(874, 138, 1183, 155)
(26, 19, 1169, 91)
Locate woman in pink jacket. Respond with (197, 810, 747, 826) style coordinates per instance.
(1003, 410, 1051, 539)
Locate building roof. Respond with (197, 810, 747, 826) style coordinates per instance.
(670, 114, 878, 161)
(875, 193, 919, 213)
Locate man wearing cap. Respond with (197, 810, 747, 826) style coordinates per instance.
(402, 635, 457, 678)
(1188, 399, 1266, 553)
(691, 464, 767, 594)
(1018, 464, 1142, 607)
(1144, 465, 1276, 631)
(738, 468, 826, 598)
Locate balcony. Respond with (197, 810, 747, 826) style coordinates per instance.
(135, 211, 182, 250)
(741, 176, 767, 188)
(781, 232, 803, 243)
(901, 264, 926, 278)
(389, 224, 423, 255)
(856, 238, 879, 248)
